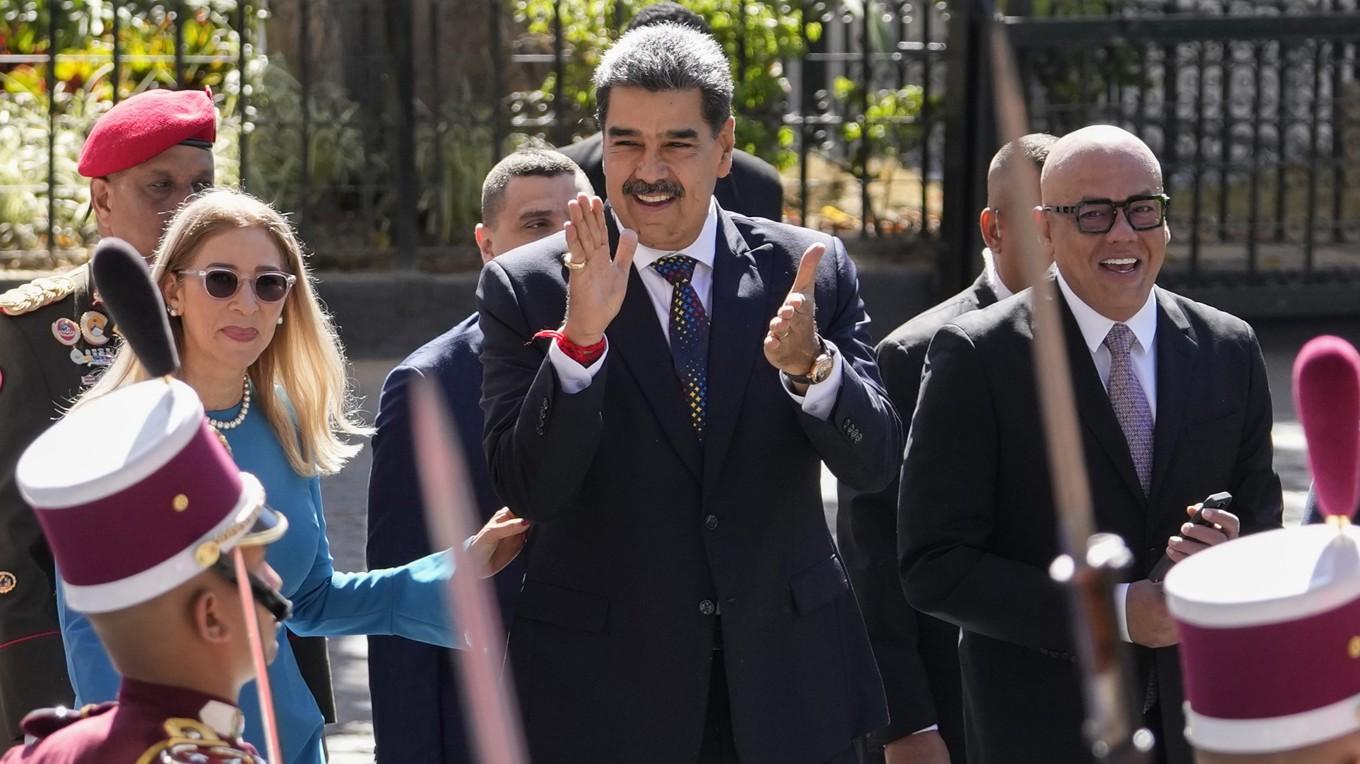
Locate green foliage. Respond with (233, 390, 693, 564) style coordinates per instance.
(0, 2, 497, 263)
(0, 1, 244, 258)
(510, 0, 814, 167)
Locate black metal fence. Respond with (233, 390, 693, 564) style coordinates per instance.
(3, 0, 1358, 311)
(942, 0, 1360, 299)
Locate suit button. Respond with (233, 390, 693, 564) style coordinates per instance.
(704, 514, 719, 531)
(698, 599, 716, 616)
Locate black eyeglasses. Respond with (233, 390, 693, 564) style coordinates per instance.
(177, 268, 297, 303)
(212, 556, 293, 623)
(1042, 194, 1170, 235)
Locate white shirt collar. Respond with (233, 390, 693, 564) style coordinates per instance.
(980, 248, 1014, 301)
(198, 700, 245, 739)
(622, 198, 720, 271)
(1054, 267, 1158, 355)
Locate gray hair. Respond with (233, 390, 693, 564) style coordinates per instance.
(592, 23, 733, 135)
(480, 144, 590, 226)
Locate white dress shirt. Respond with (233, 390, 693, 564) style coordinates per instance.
(549, 199, 844, 420)
(1055, 269, 1159, 644)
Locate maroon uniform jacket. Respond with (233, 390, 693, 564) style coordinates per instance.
(0, 678, 263, 763)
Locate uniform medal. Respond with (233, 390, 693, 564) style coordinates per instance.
(79, 311, 111, 346)
(51, 317, 80, 346)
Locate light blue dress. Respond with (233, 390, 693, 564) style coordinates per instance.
(56, 384, 458, 764)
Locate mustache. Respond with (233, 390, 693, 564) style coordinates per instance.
(622, 179, 684, 198)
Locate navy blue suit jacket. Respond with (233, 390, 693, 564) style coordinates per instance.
(478, 206, 901, 763)
(365, 313, 523, 763)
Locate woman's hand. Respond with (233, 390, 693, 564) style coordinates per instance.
(466, 507, 530, 578)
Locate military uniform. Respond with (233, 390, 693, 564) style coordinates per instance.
(0, 264, 115, 743)
(0, 678, 264, 764)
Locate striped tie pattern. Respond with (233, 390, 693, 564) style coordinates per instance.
(651, 254, 709, 437)
(1104, 323, 1153, 494)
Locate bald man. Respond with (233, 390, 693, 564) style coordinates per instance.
(898, 125, 1281, 763)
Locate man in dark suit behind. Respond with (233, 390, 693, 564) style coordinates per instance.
(478, 23, 901, 763)
(365, 146, 590, 763)
(898, 125, 1282, 763)
(837, 132, 1056, 764)
(558, 2, 785, 221)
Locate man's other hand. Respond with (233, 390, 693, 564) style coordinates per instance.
(1165, 504, 1240, 564)
(1126, 579, 1178, 648)
(883, 730, 951, 764)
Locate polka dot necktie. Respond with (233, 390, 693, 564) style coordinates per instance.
(651, 254, 709, 438)
(1104, 323, 1153, 494)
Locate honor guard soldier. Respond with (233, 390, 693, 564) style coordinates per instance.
(0, 88, 216, 744)
(1166, 521, 1360, 762)
(0, 374, 290, 763)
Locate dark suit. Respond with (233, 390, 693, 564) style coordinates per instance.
(898, 278, 1282, 764)
(366, 313, 523, 763)
(477, 206, 901, 763)
(559, 133, 785, 221)
(836, 272, 998, 760)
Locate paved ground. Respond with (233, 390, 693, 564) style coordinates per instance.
(317, 319, 1339, 761)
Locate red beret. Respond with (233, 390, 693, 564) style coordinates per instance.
(77, 88, 217, 178)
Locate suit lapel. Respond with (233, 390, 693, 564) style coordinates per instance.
(1049, 284, 1148, 503)
(1149, 289, 1197, 503)
(701, 210, 769, 496)
(602, 212, 704, 482)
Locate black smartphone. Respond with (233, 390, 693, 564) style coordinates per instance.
(1147, 491, 1233, 583)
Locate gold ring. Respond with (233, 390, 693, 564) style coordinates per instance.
(562, 254, 586, 271)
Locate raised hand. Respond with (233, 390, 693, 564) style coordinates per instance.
(763, 242, 826, 378)
(562, 193, 638, 346)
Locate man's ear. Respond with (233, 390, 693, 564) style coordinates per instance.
(90, 178, 115, 237)
(1033, 205, 1052, 250)
(716, 116, 736, 179)
(474, 223, 495, 264)
(192, 589, 231, 644)
(979, 207, 1002, 253)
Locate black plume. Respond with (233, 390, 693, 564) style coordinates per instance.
(90, 238, 180, 378)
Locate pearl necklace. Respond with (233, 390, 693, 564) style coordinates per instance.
(207, 376, 251, 431)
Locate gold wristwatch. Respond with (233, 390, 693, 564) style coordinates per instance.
(786, 337, 836, 385)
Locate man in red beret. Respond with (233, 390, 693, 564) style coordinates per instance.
(0, 88, 215, 745)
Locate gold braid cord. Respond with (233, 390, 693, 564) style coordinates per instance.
(0, 275, 76, 316)
(136, 718, 265, 764)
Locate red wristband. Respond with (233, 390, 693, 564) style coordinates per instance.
(534, 330, 606, 366)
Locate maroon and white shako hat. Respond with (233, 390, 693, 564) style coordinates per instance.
(1166, 523, 1360, 754)
(16, 378, 285, 614)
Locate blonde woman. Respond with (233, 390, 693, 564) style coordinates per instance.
(59, 189, 526, 764)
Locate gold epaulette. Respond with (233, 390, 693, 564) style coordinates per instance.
(0, 275, 76, 316)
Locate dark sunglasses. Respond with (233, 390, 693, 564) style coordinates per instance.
(212, 555, 293, 623)
(177, 267, 297, 303)
(1043, 194, 1170, 235)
